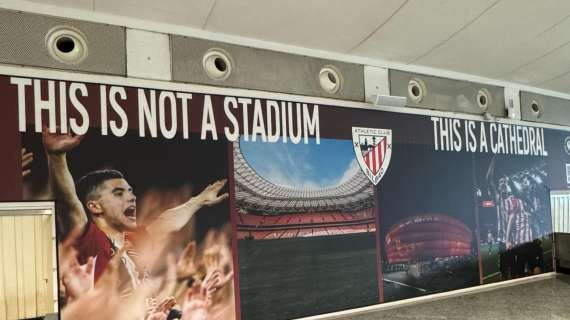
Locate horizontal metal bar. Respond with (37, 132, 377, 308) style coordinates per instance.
(0, 201, 54, 214)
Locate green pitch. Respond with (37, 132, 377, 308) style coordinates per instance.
(237, 233, 379, 320)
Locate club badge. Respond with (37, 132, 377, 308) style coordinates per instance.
(352, 127, 392, 185)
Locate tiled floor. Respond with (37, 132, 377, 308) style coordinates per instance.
(343, 274, 570, 320)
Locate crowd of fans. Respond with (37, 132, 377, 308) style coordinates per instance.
(21, 129, 237, 320)
(57, 224, 235, 320)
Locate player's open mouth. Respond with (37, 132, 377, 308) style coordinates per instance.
(124, 206, 136, 221)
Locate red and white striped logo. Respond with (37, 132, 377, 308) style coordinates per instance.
(352, 127, 392, 186)
(362, 137, 387, 175)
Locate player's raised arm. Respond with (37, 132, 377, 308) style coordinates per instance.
(42, 128, 87, 236)
(146, 179, 228, 236)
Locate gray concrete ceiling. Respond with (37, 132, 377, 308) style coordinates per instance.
(25, 0, 570, 94)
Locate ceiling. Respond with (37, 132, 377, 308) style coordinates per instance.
(23, 0, 570, 95)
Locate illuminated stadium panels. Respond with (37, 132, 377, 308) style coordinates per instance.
(385, 214, 473, 264)
(234, 143, 375, 213)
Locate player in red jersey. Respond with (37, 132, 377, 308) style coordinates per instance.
(43, 128, 228, 295)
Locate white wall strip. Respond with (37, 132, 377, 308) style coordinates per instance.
(0, 201, 54, 212)
(552, 192, 570, 233)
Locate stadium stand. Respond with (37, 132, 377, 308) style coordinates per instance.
(234, 143, 377, 239)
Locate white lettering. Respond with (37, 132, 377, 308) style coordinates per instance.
(201, 95, 217, 140)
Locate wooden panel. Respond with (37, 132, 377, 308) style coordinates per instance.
(1, 216, 18, 320)
(34, 216, 47, 316)
(42, 214, 55, 314)
(0, 212, 55, 319)
(14, 217, 25, 319)
(21, 216, 37, 318)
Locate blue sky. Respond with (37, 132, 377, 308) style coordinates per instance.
(239, 137, 359, 189)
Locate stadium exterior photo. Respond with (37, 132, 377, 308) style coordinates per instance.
(385, 214, 473, 264)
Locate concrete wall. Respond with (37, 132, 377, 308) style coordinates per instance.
(2, 8, 570, 128)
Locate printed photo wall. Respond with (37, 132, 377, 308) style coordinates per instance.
(234, 137, 380, 320)
(377, 142, 480, 302)
(2, 77, 246, 320)
(0, 74, 565, 320)
(474, 154, 552, 284)
(425, 118, 554, 288)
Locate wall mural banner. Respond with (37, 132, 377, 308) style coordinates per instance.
(0, 75, 569, 319)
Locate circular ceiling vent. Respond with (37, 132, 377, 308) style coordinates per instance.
(202, 48, 233, 81)
(530, 99, 542, 118)
(319, 65, 343, 94)
(45, 26, 88, 64)
(477, 88, 491, 111)
(408, 78, 426, 103)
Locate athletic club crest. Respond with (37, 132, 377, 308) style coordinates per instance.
(352, 127, 392, 185)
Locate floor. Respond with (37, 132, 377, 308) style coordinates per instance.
(343, 274, 570, 320)
(36, 274, 570, 320)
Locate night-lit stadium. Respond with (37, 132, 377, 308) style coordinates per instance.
(385, 214, 473, 264)
(233, 142, 377, 239)
(381, 214, 478, 302)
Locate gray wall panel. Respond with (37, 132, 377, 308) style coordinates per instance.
(171, 36, 364, 101)
(390, 70, 506, 117)
(0, 9, 125, 75)
(521, 92, 570, 126)
(556, 233, 570, 268)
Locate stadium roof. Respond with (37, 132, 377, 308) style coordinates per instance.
(234, 142, 375, 213)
